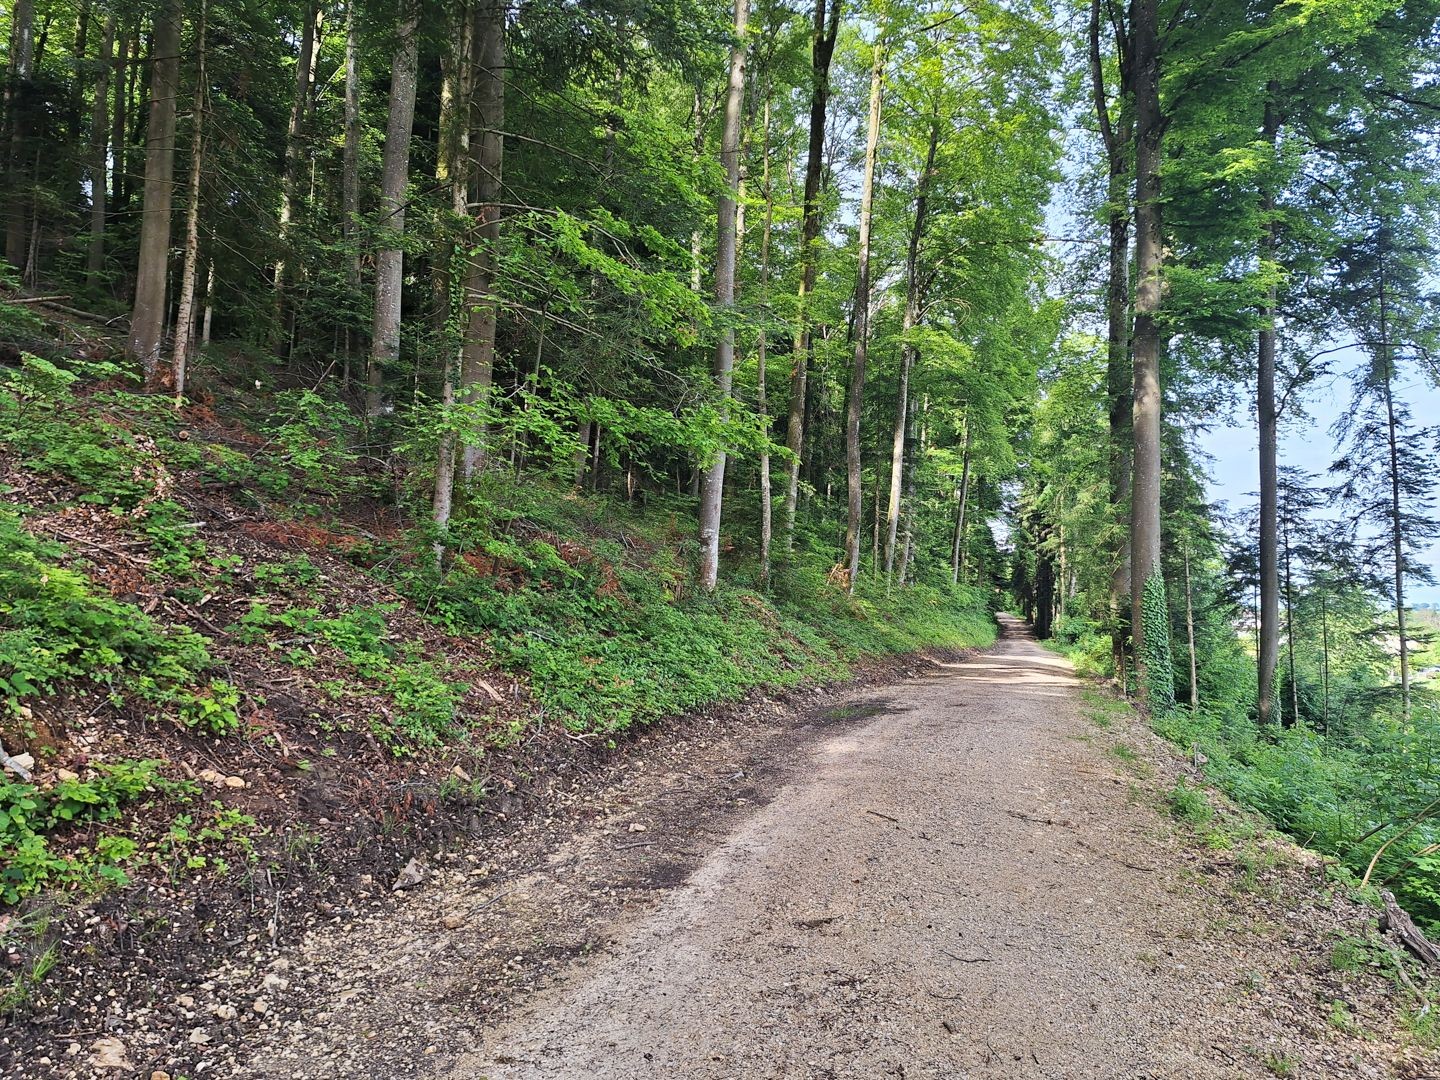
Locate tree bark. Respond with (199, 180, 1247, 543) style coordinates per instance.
(110, 26, 131, 213)
(756, 93, 774, 588)
(697, 0, 749, 592)
(85, 13, 114, 288)
(433, 4, 476, 562)
(1256, 88, 1281, 726)
(5, 0, 37, 271)
(782, 0, 842, 547)
(342, 1, 362, 374)
(1377, 266, 1411, 720)
(1128, 0, 1166, 701)
(952, 414, 971, 585)
(1090, 0, 1134, 684)
(1184, 531, 1198, 711)
(129, 0, 182, 389)
(274, 2, 320, 309)
(365, 7, 419, 418)
(458, 0, 506, 478)
(171, 0, 207, 400)
(885, 119, 937, 581)
(844, 41, 884, 593)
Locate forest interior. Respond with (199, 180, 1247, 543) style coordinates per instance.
(4, 0, 1440, 1074)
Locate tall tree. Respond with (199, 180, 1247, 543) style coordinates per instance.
(698, 0, 749, 592)
(844, 38, 884, 592)
(129, 0, 183, 390)
(365, 6, 420, 417)
(458, 0, 506, 478)
(782, 0, 842, 547)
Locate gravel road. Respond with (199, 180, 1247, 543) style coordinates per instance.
(452, 616, 1280, 1078)
(219, 615, 1425, 1080)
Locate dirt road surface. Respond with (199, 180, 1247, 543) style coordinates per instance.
(228, 616, 1425, 1080)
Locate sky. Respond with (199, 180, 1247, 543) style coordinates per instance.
(1194, 351, 1440, 606)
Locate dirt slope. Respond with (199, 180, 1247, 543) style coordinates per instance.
(194, 618, 1433, 1078)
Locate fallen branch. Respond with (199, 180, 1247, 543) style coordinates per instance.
(865, 809, 900, 823)
(1380, 890, 1440, 968)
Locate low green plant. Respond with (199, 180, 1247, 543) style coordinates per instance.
(0, 760, 191, 903)
(1168, 780, 1214, 826)
(0, 509, 239, 733)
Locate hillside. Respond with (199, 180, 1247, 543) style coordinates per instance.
(0, 321, 995, 1050)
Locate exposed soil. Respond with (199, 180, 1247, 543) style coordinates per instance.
(28, 615, 1429, 1080)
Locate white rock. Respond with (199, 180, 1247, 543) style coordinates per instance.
(189, 1028, 212, 1046)
(223, 776, 246, 789)
(212, 1004, 237, 1021)
(89, 1037, 131, 1070)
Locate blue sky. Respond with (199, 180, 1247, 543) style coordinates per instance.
(1195, 353, 1440, 606)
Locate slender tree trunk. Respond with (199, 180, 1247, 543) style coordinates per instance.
(129, 0, 182, 389)
(365, 7, 419, 417)
(274, 2, 320, 311)
(896, 395, 923, 585)
(85, 13, 114, 288)
(1128, 0, 1166, 701)
(1283, 514, 1299, 727)
(109, 27, 130, 213)
(783, 0, 842, 548)
(1256, 89, 1281, 726)
(952, 415, 971, 585)
(885, 120, 937, 581)
(202, 258, 215, 345)
(1377, 269, 1411, 720)
(342, 1, 362, 377)
(5, 0, 37, 270)
(1091, 0, 1134, 685)
(458, 0, 505, 478)
(697, 0, 749, 592)
(1184, 532, 1198, 711)
(1320, 582, 1330, 732)
(757, 94, 774, 588)
(171, 0, 208, 400)
(844, 41, 883, 593)
(433, 4, 476, 562)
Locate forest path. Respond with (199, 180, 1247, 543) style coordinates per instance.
(236, 616, 1418, 1080)
(457, 614, 1245, 1079)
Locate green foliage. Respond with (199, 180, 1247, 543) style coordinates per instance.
(0, 509, 239, 733)
(0, 760, 191, 903)
(1140, 572, 1176, 712)
(235, 601, 467, 750)
(1167, 780, 1214, 826)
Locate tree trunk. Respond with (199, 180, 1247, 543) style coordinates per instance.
(342, 1, 362, 373)
(110, 27, 131, 212)
(783, 0, 842, 548)
(274, 2, 320, 310)
(1320, 582, 1330, 732)
(129, 0, 182, 389)
(1256, 89, 1281, 726)
(1090, 0, 1134, 686)
(1378, 268, 1411, 720)
(843, 41, 883, 593)
(697, 0, 749, 592)
(365, 7, 419, 418)
(952, 415, 971, 585)
(1283, 514, 1299, 727)
(5, 0, 37, 271)
(432, 4, 476, 562)
(1184, 532, 1198, 711)
(458, 0, 506, 478)
(757, 93, 774, 589)
(84, 13, 114, 288)
(171, 0, 207, 400)
(1128, 0, 1166, 702)
(885, 119, 937, 581)
(201, 258, 215, 345)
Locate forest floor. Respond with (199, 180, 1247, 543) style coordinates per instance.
(89, 615, 1433, 1080)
